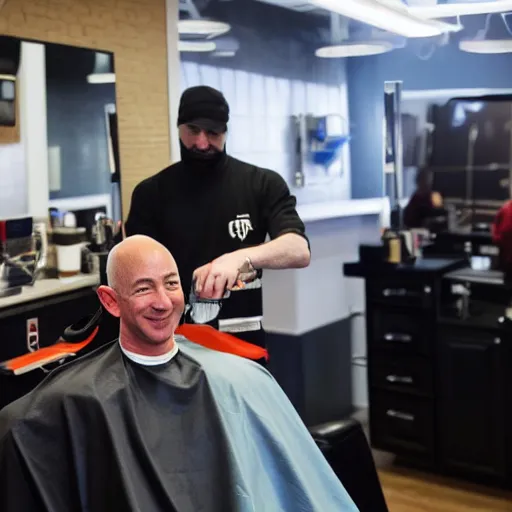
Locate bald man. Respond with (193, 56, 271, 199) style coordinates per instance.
(0, 235, 357, 512)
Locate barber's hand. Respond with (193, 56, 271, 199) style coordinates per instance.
(193, 252, 247, 299)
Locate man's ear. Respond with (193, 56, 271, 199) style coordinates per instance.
(97, 285, 121, 318)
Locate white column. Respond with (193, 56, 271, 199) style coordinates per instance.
(166, 0, 182, 164)
(19, 41, 49, 221)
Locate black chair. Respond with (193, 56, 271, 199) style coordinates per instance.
(310, 418, 389, 512)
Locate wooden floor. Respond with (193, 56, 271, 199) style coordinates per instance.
(379, 467, 512, 512)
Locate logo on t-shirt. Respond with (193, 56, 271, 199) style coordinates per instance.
(228, 214, 253, 242)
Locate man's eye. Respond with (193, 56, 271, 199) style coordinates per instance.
(136, 287, 149, 293)
(166, 281, 179, 287)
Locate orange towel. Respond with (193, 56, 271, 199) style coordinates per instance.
(176, 324, 268, 362)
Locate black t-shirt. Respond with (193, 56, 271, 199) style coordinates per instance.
(124, 154, 308, 346)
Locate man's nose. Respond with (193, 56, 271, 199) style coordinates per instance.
(194, 131, 210, 150)
(152, 289, 173, 310)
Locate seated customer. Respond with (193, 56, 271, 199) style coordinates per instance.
(0, 235, 357, 512)
(403, 168, 443, 229)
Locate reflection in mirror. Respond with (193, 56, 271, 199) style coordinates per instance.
(402, 92, 512, 230)
(0, 36, 122, 298)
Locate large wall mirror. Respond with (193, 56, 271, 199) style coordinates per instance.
(0, 35, 122, 295)
(401, 91, 512, 229)
(0, 35, 122, 222)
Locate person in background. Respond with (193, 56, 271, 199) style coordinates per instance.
(492, 199, 512, 276)
(403, 168, 444, 229)
(124, 85, 310, 348)
(0, 235, 357, 512)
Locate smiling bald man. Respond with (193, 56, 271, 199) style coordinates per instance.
(0, 235, 357, 512)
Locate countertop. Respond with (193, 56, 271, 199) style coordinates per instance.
(344, 257, 468, 279)
(0, 273, 100, 310)
(444, 268, 506, 286)
(297, 198, 388, 223)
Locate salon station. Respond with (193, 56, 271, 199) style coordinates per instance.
(3, 0, 512, 510)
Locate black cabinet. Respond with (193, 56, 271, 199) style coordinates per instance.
(361, 265, 445, 471)
(371, 390, 435, 467)
(437, 328, 507, 482)
(344, 257, 512, 488)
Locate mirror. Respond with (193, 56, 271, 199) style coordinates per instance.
(401, 91, 512, 230)
(0, 35, 122, 296)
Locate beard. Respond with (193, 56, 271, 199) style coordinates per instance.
(180, 140, 226, 171)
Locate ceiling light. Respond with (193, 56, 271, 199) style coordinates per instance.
(308, 0, 462, 38)
(211, 50, 237, 57)
(86, 52, 115, 84)
(316, 41, 394, 58)
(178, 19, 230, 37)
(178, 41, 216, 53)
(459, 39, 512, 54)
(87, 73, 116, 84)
(409, 0, 512, 19)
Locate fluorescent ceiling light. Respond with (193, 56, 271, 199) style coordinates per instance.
(0, 74, 15, 81)
(308, 0, 462, 38)
(178, 41, 216, 52)
(409, 1, 512, 19)
(459, 39, 512, 54)
(212, 50, 237, 57)
(178, 19, 230, 37)
(316, 41, 394, 57)
(87, 73, 116, 84)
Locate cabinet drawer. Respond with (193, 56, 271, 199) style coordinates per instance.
(370, 356, 433, 397)
(371, 309, 431, 355)
(370, 391, 434, 464)
(370, 279, 433, 308)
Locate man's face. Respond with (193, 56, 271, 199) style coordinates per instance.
(114, 251, 185, 348)
(179, 123, 226, 156)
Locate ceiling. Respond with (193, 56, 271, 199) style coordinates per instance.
(178, 0, 512, 57)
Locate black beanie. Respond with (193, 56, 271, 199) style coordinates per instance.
(177, 85, 229, 133)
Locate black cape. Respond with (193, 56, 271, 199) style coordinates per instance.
(0, 337, 357, 511)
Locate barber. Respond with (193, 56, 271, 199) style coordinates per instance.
(124, 85, 310, 348)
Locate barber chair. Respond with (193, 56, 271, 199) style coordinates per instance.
(309, 418, 389, 512)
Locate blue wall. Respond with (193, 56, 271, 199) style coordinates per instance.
(45, 44, 116, 200)
(348, 39, 512, 198)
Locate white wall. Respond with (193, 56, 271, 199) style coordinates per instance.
(180, 61, 351, 205)
(262, 213, 382, 409)
(0, 41, 48, 221)
(0, 143, 26, 218)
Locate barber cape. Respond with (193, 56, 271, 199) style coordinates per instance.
(0, 337, 357, 512)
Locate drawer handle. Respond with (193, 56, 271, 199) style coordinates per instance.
(386, 374, 413, 385)
(386, 409, 415, 422)
(384, 333, 412, 343)
(381, 287, 431, 297)
(382, 288, 408, 297)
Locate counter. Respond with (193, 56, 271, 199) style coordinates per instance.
(0, 274, 100, 310)
(297, 198, 389, 224)
(344, 257, 466, 279)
